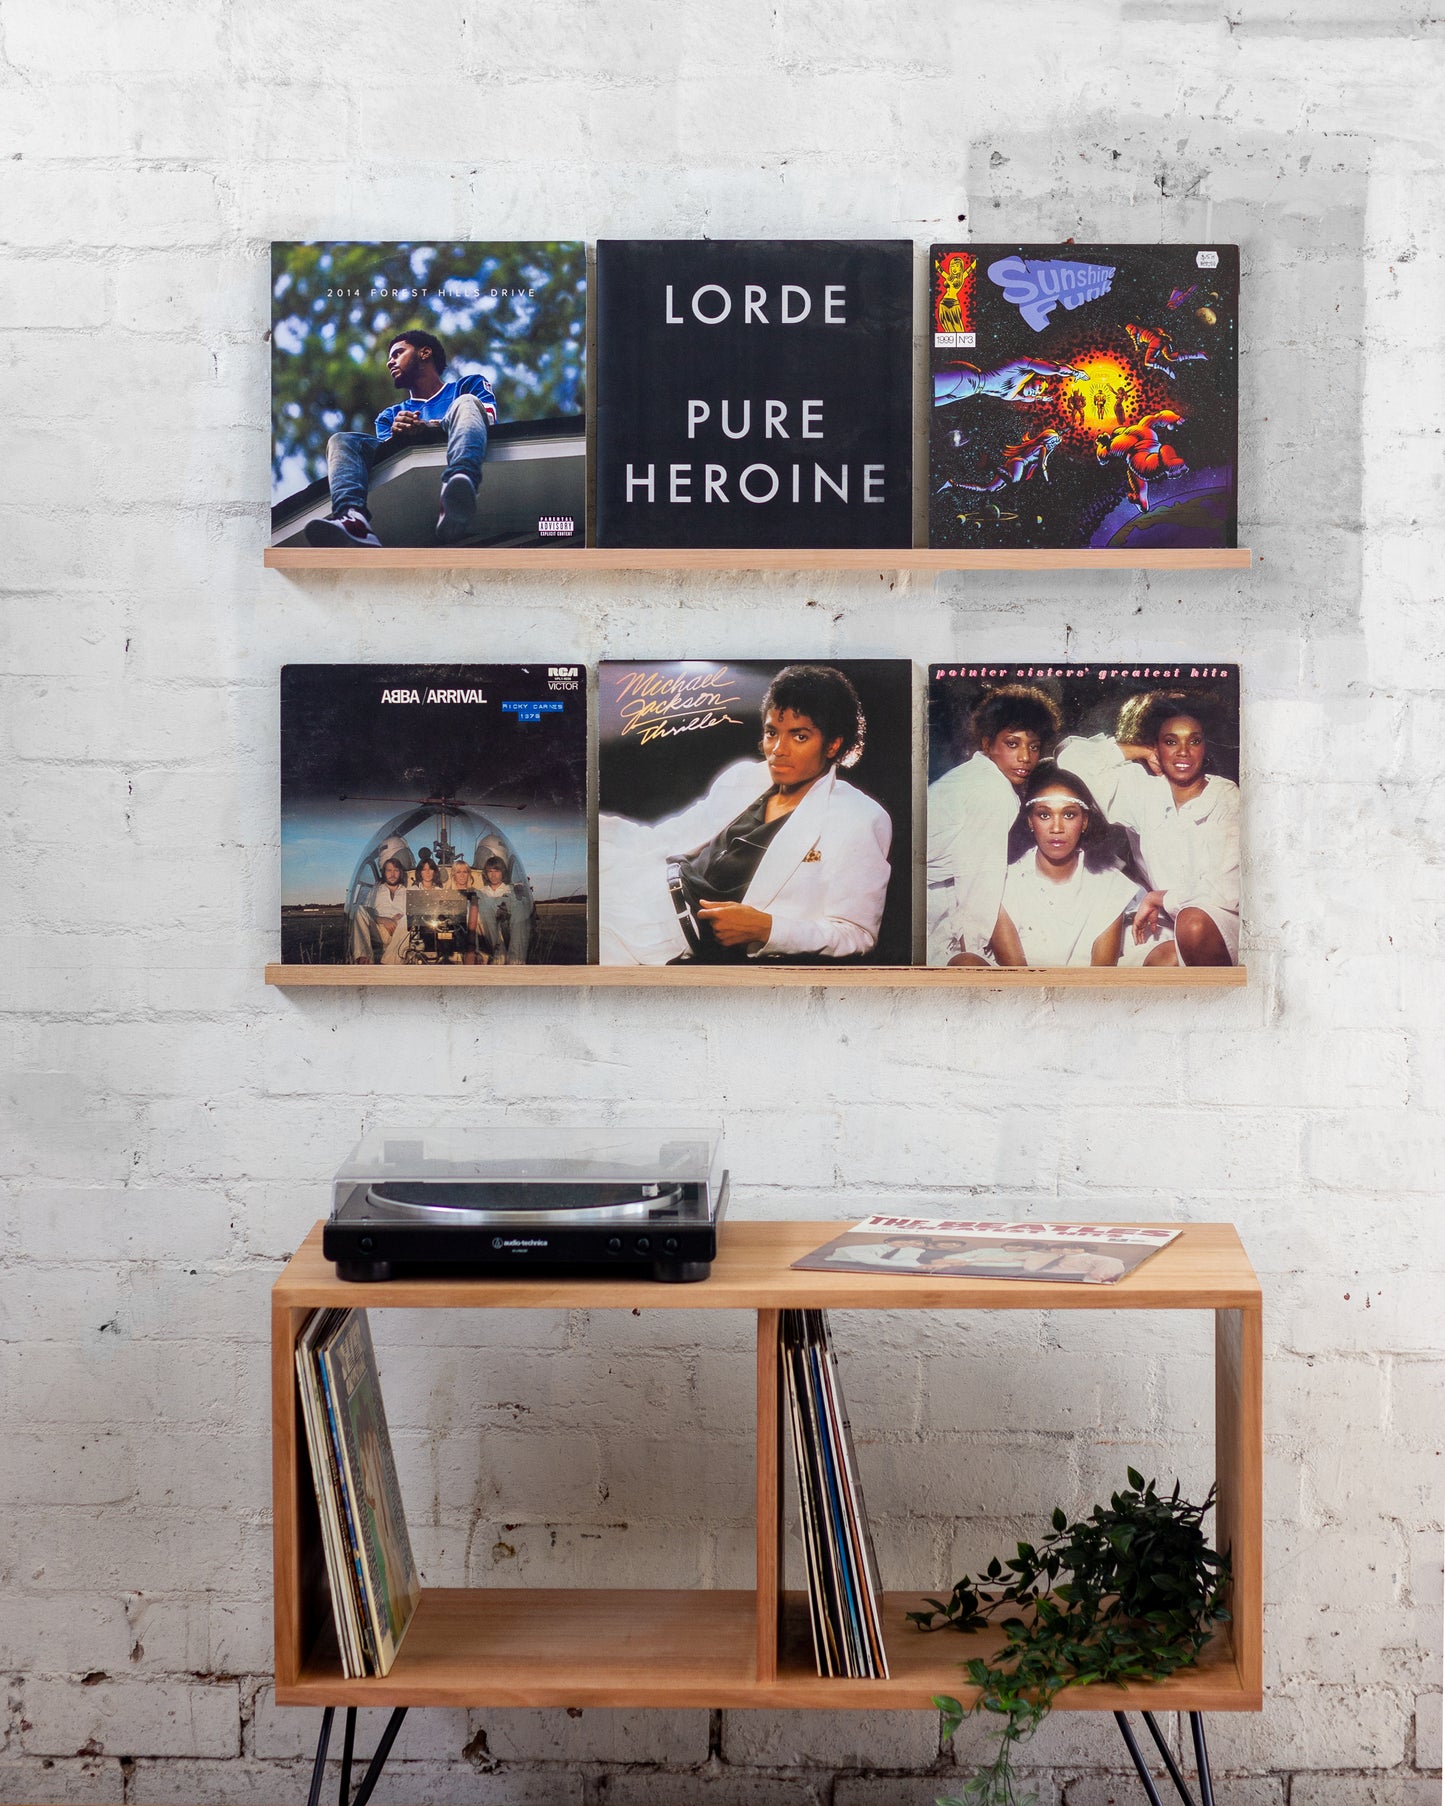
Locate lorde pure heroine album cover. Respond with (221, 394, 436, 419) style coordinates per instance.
(598, 660, 913, 966)
(928, 245, 1239, 550)
(270, 243, 586, 550)
(926, 664, 1241, 971)
(593, 241, 913, 549)
(281, 666, 588, 968)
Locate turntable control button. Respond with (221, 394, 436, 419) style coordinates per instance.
(664, 1237, 679, 1253)
(359, 1236, 375, 1252)
(607, 1237, 622, 1253)
(635, 1236, 651, 1253)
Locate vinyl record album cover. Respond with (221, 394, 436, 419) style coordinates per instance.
(595, 241, 913, 548)
(281, 664, 588, 967)
(792, 1218, 1180, 1286)
(927, 663, 1241, 970)
(928, 245, 1238, 550)
(598, 660, 912, 965)
(270, 242, 586, 549)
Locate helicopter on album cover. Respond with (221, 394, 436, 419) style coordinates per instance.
(928, 244, 1238, 551)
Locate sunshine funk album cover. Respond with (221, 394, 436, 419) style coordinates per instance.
(928, 245, 1239, 550)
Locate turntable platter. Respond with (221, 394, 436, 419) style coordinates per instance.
(361, 1180, 684, 1225)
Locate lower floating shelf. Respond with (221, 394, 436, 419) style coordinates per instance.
(265, 963, 1247, 991)
(278, 1588, 1254, 1711)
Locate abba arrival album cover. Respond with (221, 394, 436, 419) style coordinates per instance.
(594, 241, 913, 548)
(598, 660, 912, 966)
(928, 245, 1239, 550)
(926, 663, 1241, 971)
(280, 665, 588, 967)
(270, 242, 586, 549)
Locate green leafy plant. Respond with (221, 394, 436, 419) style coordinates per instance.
(910, 1472, 1230, 1806)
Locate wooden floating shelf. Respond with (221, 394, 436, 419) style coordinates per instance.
(264, 546, 1252, 573)
(265, 962, 1247, 990)
(277, 1587, 1252, 1712)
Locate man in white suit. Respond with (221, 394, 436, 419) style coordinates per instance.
(600, 665, 893, 965)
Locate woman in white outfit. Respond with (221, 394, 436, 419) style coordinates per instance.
(600, 665, 893, 965)
(926, 683, 1062, 966)
(1058, 694, 1240, 967)
(983, 763, 1140, 969)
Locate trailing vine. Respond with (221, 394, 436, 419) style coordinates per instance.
(910, 1472, 1230, 1806)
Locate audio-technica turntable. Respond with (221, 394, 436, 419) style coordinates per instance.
(324, 1128, 727, 1283)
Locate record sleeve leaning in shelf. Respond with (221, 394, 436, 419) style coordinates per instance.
(598, 659, 912, 967)
(280, 664, 588, 968)
(926, 664, 1241, 972)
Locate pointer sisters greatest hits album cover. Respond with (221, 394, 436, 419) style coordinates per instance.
(927, 665, 1241, 972)
(280, 665, 588, 968)
(929, 244, 1239, 550)
(269, 242, 586, 550)
(598, 660, 913, 966)
(594, 241, 913, 548)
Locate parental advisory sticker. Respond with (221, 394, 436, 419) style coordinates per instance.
(934, 331, 976, 348)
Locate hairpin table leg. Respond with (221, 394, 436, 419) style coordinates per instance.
(349, 1706, 408, 1806)
(1190, 1713, 1216, 1806)
(1114, 1712, 1167, 1806)
(305, 1709, 335, 1806)
(1143, 1710, 1199, 1806)
(337, 1707, 357, 1806)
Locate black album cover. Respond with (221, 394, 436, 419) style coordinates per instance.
(270, 242, 586, 549)
(595, 241, 913, 548)
(929, 245, 1238, 550)
(598, 660, 912, 966)
(281, 665, 588, 967)
(926, 663, 1240, 971)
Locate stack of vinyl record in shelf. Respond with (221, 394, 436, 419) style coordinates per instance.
(781, 1309, 890, 1678)
(295, 1308, 420, 1678)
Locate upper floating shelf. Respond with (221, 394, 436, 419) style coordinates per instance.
(263, 547, 1252, 573)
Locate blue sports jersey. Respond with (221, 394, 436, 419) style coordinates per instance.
(374, 373, 498, 441)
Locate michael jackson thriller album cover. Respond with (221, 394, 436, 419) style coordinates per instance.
(927, 663, 1241, 971)
(281, 665, 588, 967)
(598, 660, 912, 966)
(928, 245, 1239, 550)
(594, 241, 913, 548)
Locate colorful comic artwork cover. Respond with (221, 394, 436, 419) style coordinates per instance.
(928, 245, 1238, 550)
(926, 663, 1240, 971)
(281, 665, 588, 968)
(594, 241, 913, 548)
(598, 660, 912, 966)
(270, 243, 586, 549)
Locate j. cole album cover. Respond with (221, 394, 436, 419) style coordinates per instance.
(928, 245, 1239, 550)
(927, 663, 1241, 970)
(594, 241, 913, 548)
(281, 665, 588, 967)
(270, 242, 586, 550)
(598, 660, 913, 965)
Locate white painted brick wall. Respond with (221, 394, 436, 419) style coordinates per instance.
(2, 1, 1442, 1802)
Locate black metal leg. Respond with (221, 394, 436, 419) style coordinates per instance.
(1115, 1712, 1168, 1806)
(338, 1707, 357, 1806)
(305, 1709, 335, 1806)
(349, 1706, 408, 1806)
(1190, 1713, 1216, 1806)
(1143, 1711, 1198, 1806)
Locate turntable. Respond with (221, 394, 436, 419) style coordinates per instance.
(324, 1127, 727, 1283)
